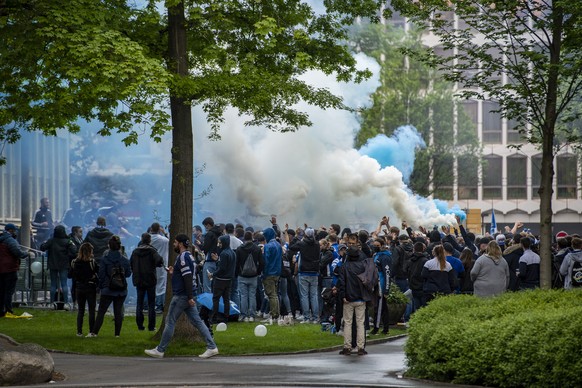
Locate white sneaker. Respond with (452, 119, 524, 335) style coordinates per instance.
(277, 318, 286, 326)
(145, 348, 164, 358)
(86, 333, 97, 338)
(249, 316, 255, 322)
(199, 348, 219, 358)
(243, 317, 250, 323)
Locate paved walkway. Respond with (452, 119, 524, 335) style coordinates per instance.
(40, 337, 457, 387)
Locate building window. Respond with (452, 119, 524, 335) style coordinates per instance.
(557, 154, 578, 199)
(531, 154, 542, 199)
(483, 155, 502, 199)
(482, 101, 502, 144)
(458, 154, 478, 199)
(458, 100, 478, 145)
(507, 117, 525, 144)
(507, 155, 527, 199)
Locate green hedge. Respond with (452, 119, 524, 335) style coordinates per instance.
(405, 289, 582, 387)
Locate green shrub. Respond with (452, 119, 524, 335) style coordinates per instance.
(405, 289, 582, 387)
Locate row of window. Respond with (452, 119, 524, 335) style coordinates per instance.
(434, 154, 579, 201)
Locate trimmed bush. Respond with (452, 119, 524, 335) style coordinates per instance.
(405, 289, 582, 387)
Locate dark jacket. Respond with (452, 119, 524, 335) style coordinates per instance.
(392, 241, 413, 279)
(407, 252, 429, 291)
(70, 258, 99, 291)
(503, 244, 523, 291)
(213, 235, 236, 280)
(421, 258, 457, 295)
(202, 225, 222, 259)
(235, 241, 264, 277)
(319, 248, 335, 277)
(83, 227, 113, 262)
(338, 247, 372, 302)
(98, 249, 131, 296)
(289, 236, 320, 273)
(0, 231, 27, 274)
(130, 243, 164, 288)
(374, 250, 393, 295)
(41, 225, 77, 270)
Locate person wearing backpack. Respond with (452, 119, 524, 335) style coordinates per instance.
(130, 233, 165, 331)
(92, 235, 131, 337)
(560, 237, 582, 289)
(337, 233, 373, 356)
(235, 231, 264, 322)
(70, 242, 99, 337)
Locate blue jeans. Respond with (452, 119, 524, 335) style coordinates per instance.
(279, 277, 291, 315)
(299, 274, 319, 321)
(50, 269, 69, 303)
(202, 261, 216, 293)
(238, 276, 257, 318)
(157, 295, 216, 353)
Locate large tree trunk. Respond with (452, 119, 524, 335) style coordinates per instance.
(539, 6, 563, 289)
(154, 0, 200, 342)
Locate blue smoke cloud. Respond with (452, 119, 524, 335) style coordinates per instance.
(358, 125, 426, 183)
(434, 199, 467, 223)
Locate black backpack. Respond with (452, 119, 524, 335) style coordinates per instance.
(109, 263, 127, 291)
(240, 252, 258, 277)
(571, 260, 582, 287)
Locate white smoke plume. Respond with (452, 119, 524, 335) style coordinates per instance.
(193, 52, 459, 229)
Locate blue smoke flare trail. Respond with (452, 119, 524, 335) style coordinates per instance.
(358, 125, 426, 183)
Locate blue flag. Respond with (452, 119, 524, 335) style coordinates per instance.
(490, 209, 497, 235)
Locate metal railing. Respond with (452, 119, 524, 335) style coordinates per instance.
(13, 245, 53, 307)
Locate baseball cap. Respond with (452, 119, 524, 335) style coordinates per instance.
(5, 223, 17, 231)
(555, 231, 568, 240)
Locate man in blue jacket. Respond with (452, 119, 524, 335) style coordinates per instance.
(261, 227, 282, 325)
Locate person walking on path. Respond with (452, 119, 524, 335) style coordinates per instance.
(145, 234, 218, 359)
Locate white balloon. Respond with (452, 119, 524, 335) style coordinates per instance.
(30, 261, 42, 275)
(216, 322, 227, 332)
(254, 324, 267, 337)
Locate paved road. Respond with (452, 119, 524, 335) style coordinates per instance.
(40, 337, 454, 387)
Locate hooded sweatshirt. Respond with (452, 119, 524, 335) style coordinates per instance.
(213, 235, 236, 280)
(262, 227, 282, 276)
(236, 240, 264, 277)
(338, 247, 372, 302)
(0, 231, 27, 273)
(83, 226, 113, 262)
(470, 254, 510, 297)
(41, 225, 77, 270)
(130, 243, 164, 288)
(289, 235, 320, 274)
(560, 249, 582, 289)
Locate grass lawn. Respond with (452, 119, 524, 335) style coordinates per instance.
(1, 307, 405, 357)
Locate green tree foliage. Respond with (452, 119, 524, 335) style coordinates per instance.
(391, 0, 582, 288)
(352, 23, 480, 198)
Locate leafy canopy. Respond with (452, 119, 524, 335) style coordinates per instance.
(0, 0, 389, 164)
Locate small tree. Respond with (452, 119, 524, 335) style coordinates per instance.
(391, 0, 582, 288)
(351, 22, 480, 198)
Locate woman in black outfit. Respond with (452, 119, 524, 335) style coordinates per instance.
(70, 242, 99, 337)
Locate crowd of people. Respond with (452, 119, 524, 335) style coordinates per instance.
(2, 198, 582, 357)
